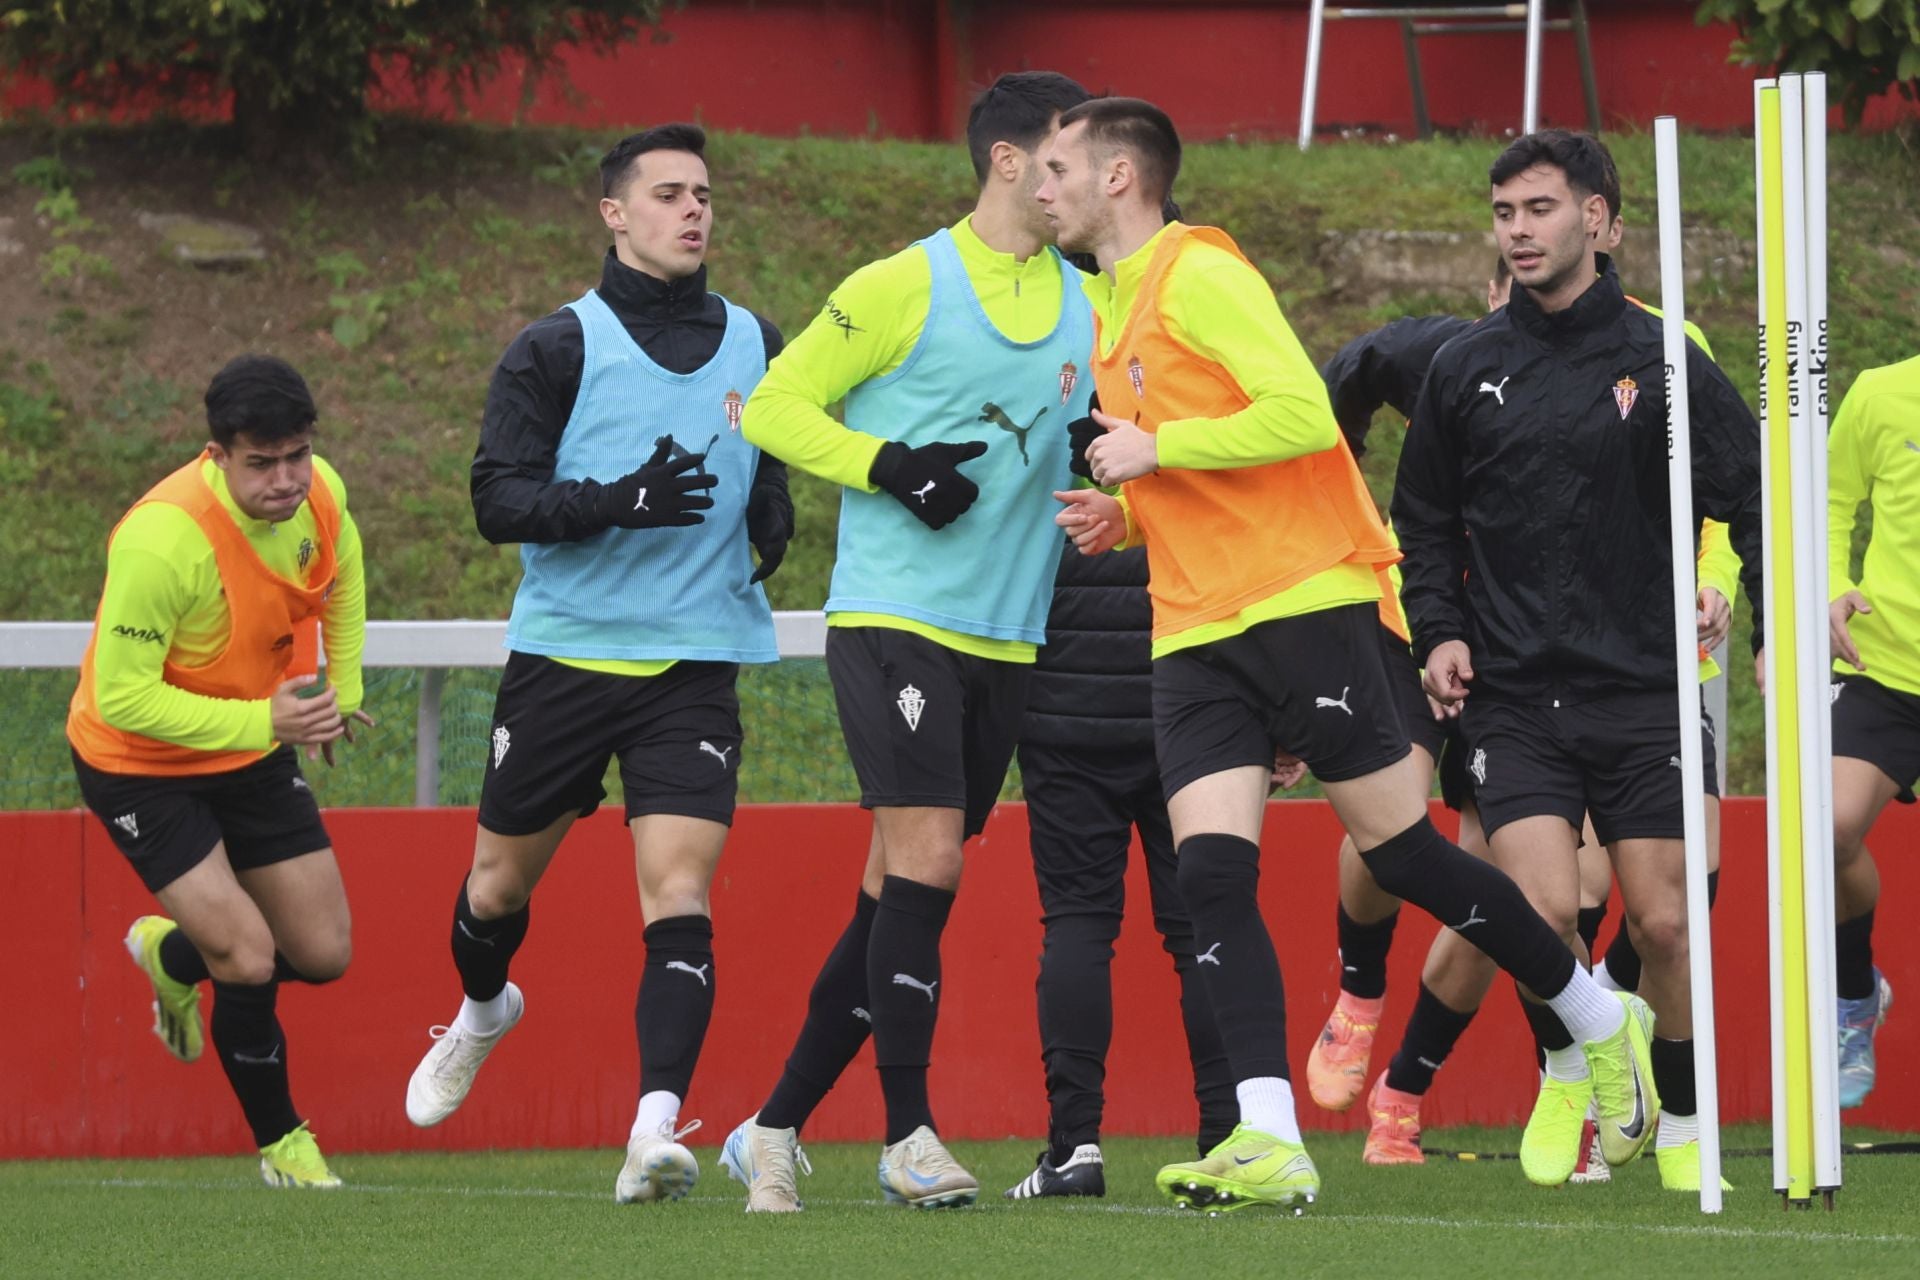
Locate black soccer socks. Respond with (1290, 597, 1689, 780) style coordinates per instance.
(759, 890, 880, 1132)
(869, 875, 955, 1144)
(211, 979, 300, 1148)
(450, 879, 529, 1002)
(1336, 903, 1399, 1000)
(1176, 833, 1291, 1081)
(635, 914, 716, 1099)
(1836, 906, 1878, 1002)
(1650, 1034, 1698, 1119)
(1385, 982, 1477, 1096)
(158, 925, 209, 986)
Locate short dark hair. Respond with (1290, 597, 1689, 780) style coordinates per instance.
(1057, 97, 1182, 207)
(601, 123, 707, 198)
(966, 71, 1089, 184)
(1488, 128, 1614, 212)
(204, 355, 316, 448)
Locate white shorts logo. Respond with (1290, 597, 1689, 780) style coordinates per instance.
(114, 813, 139, 839)
(1469, 747, 1488, 787)
(492, 725, 511, 768)
(896, 683, 926, 731)
(1831, 681, 1844, 705)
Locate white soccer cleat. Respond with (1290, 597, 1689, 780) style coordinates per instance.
(616, 1118, 703, 1204)
(876, 1125, 978, 1209)
(720, 1113, 813, 1212)
(404, 983, 524, 1128)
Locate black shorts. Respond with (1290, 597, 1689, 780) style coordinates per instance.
(1151, 603, 1412, 801)
(1382, 626, 1450, 767)
(825, 626, 1030, 839)
(477, 652, 744, 835)
(1462, 690, 1720, 846)
(72, 745, 331, 894)
(1832, 672, 1920, 804)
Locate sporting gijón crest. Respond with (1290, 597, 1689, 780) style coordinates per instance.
(723, 389, 744, 431)
(1612, 376, 1639, 420)
(1059, 361, 1078, 405)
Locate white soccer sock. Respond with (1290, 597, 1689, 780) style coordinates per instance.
(1657, 1111, 1700, 1149)
(455, 990, 513, 1035)
(1235, 1077, 1301, 1143)
(1546, 967, 1626, 1044)
(1592, 958, 1625, 993)
(1544, 1046, 1589, 1083)
(632, 1089, 682, 1141)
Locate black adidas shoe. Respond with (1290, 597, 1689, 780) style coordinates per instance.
(1003, 1144, 1106, 1199)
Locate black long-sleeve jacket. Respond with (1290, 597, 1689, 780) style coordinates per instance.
(471, 251, 788, 545)
(1321, 313, 1477, 457)
(1022, 541, 1154, 752)
(1391, 258, 1764, 702)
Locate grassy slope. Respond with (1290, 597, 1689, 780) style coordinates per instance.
(3, 1131, 1917, 1277)
(3, 122, 1918, 800)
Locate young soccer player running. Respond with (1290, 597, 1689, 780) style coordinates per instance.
(70, 354, 370, 1188)
(719, 71, 1096, 1212)
(403, 125, 792, 1206)
(1392, 130, 1764, 1191)
(1038, 98, 1655, 1213)
(1827, 350, 1920, 1108)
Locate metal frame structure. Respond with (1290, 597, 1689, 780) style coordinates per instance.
(1299, 1, 1599, 149)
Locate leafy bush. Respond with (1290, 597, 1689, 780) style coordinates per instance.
(0, 1, 664, 156)
(1699, 0, 1920, 124)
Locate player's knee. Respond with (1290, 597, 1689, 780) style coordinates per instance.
(1627, 911, 1689, 967)
(1354, 816, 1439, 900)
(201, 933, 277, 986)
(465, 876, 530, 921)
(297, 936, 352, 983)
(1175, 833, 1259, 911)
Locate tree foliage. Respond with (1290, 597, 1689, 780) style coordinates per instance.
(0, 1, 665, 155)
(1699, 0, 1920, 125)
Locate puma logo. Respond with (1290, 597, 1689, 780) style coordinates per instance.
(1196, 942, 1222, 966)
(231, 1046, 283, 1066)
(1450, 904, 1488, 931)
(853, 1007, 871, 1023)
(666, 961, 710, 986)
(1478, 376, 1511, 406)
(699, 740, 734, 768)
(912, 480, 937, 503)
(456, 919, 497, 948)
(1314, 686, 1353, 715)
(634, 489, 649, 512)
(892, 972, 939, 1002)
(978, 402, 1046, 466)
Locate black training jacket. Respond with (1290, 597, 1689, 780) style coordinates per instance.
(471, 251, 787, 545)
(1321, 313, 1476, 457)
(1022, 541, 1155, 752)
(1391, 257, 1764, 702)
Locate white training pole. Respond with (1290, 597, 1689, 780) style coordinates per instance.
(1754, 75, 1790, 1198)
(1657, 116, 1723, 1214)
(1299, 0, 1327, 152)
(1800, 70, 1844, 1195)
(1522, 0, 1544, 134)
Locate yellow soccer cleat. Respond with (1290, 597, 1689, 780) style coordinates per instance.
(1520, 1074, 1591, 1186)
(1155, 1124, 1319, 1215)
(1587, 993, 1661, 1169)
(1657, 1140, 1733, 1192)
(1306, 992, 1384, 1113)
(123, 916, 203, 1063)
(259, 1122, 342, 1189)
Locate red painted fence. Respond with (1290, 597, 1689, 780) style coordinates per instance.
(6, 2, 1915, 141)
(4, 797, 1915, 1158)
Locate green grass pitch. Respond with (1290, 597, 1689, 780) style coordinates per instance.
(5, 1127, 1916, 1277)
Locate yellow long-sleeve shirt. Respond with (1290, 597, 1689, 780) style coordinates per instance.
(1829, 353, 1920, 696)
(1098, 223, 1379, 657)
(86, 455, 366, 752)
(743, 214, 1072, 662)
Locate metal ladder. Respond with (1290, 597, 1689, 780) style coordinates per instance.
(1298, 1, 1600, 149)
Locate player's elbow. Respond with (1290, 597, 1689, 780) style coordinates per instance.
(95, 680, 157, 736)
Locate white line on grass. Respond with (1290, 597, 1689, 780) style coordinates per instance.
(67, 1179, 1916, 1246)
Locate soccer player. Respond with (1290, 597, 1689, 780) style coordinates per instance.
(403, 124, 792, 1206)
(1038, 97, 1655, 1213)
(1827, 350, 1919, 1108)
(69, 354, 370, 1189)
(1392, 129, 1764, 1191)
(718, 70, 1096, 1212)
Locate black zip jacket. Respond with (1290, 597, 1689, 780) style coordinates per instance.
(1321, 313, 1477, 457)
(1391, 258, 1764, 702)
(1022, 541, 1154, 751)
(471, 251, 788, 545)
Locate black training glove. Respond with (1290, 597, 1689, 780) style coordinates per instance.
(1066, 394, 1103, 481)
(868, 439, 988, 530)
(593, 436, 717, 530)
(746, 475, 793, 584)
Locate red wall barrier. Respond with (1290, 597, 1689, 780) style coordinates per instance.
(4, 797, 1916, 1158)
(7, 2, 1915, 140)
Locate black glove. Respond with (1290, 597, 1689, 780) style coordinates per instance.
(868, 439, 988, 530)
(746, 475, 793, 584)
(1067, 391, 1102, 480)
(592, 436, 717, 530)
